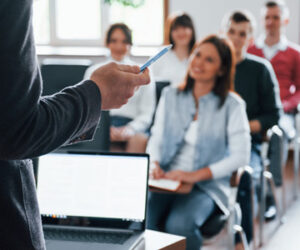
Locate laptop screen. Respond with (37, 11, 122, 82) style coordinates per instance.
(37, 152, 149, 231)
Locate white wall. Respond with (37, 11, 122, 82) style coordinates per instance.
(169, 0, 300, 43)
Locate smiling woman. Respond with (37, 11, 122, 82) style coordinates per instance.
(146, 34, 250, 250)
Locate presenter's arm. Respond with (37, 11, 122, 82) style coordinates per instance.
(0, 0, 149, 159)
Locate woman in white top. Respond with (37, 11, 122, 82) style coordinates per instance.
(151, 12, 196, 88)
(85, 23, 155, 152)
(146, 35, 251, 250)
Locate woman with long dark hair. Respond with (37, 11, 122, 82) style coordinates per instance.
(146, 35, 251, 249)
(152, 12, 196, 87)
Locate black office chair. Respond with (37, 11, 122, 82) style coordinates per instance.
(155, 81, 170, 106)
(258, 125, 285, 247)
(40, 58, 92, 96)
(40, 58, 110, 152)
(148, 81, 170, 131)
(201, 167, 252, 250)
(59, 111, 110, 153)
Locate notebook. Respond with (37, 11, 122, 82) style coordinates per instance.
(148, 178, 181, 191)
(36, 151, 149, 250)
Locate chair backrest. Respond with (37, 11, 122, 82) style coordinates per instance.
(40, 58, 110, 152)
(155, 81, 170, 106)
(41, 58, 92, 96)
(261, 125, 284, 167)
(148, 81, 171, 131)
(59, 111, 110, 152)
(201, 166, 253, 238)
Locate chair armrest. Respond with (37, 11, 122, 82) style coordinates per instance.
(262, 125, 283, 143)
(230, 166, 253, 187)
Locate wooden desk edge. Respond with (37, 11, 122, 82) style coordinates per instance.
(159, 238, 186, 250)
(145, 229, 186, 250)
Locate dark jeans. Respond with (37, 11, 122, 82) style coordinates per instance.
(147, 187, 216, 250)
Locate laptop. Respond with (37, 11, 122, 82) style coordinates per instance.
(36, 151, 149, 250)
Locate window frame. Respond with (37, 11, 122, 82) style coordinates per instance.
(43, 0, 168, 47)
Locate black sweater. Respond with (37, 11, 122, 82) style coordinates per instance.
(235, 54, 282, 144)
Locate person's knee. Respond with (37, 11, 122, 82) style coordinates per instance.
(146, 192, 171, 231)
(146, 218, 159, 231)
(146, 207, 163, 231)
(165, 213, 196, 235)
(165, 215, 203, 250)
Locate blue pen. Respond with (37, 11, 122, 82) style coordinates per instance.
(140, 44, 173, 72)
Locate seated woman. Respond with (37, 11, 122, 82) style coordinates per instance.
(152, 12, 196, 88)
(146, 35, 251, 250)
(84, 23, 155, 153)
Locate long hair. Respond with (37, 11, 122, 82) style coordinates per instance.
(179, 35, 236, 108)
(164, 12, 196, 54)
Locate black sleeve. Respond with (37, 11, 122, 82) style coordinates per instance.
(256, 62, 282, 131)
(0, 0, 102, 159)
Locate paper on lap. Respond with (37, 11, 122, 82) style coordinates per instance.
(148, 178, 181, 191)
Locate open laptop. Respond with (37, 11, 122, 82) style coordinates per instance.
(36, 151, 149, 250)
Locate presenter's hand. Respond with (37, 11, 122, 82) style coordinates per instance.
(90, 62, 150, 110)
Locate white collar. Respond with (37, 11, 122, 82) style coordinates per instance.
(255, 34, 288, 51)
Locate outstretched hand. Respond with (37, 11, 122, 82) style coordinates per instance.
(91, 62, 150, 110)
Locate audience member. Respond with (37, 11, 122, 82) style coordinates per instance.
(248, 0, 300, 121)
(85, 23, 155, 153)
(248, 0, 300, 219)
(222, 10, 282, 246)
(151, 12, 196, 87)
(146, 35, 251, 250)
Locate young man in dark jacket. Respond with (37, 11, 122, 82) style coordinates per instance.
(222, 10, 282, 247)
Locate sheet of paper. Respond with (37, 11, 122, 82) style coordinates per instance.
(148, 178, 181, 191)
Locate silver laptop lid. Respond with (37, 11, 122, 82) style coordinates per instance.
(37, 152, 149, 231)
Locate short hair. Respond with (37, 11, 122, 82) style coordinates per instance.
(105, 23, 132, 46)
(262, 0, 290, 19)
(221, 10, 256, 34)
(179, 34, 235, 108)
(164, 12, 196, 54)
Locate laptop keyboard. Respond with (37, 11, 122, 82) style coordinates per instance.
(44, 228, 133, 245)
